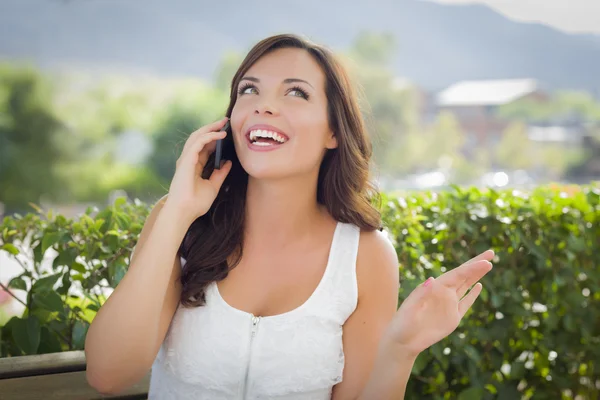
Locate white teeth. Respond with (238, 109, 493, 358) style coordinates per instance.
(249, 129, 287, 143)
(254, 141, 274, 146)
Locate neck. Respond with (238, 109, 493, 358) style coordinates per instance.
(244, 173, 325, 246)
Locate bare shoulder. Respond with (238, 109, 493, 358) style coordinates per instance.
(156, 194, 169, 208)
(356, 228, 400, 298)
(147, 194, 170, 220)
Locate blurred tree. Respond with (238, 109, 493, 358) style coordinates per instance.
(554, 91, 600, 121)
(349, 31, 397, 65)
(147, 107, 203, 187)
(427, 111, 466, 170)
(537, 144, 585, 180)
(214, 51, 244, 92)
(48, 75, 228, 203)
(495, 122, 534, 170)
(342, 31, 421, 174)
(384, 131, 428, 175)
(381, 112, 474, 183)
(0, 64, 71, 213)
(49, 74, 165, 204)
(146, 85, 228, 189)
(498, 90, 600, 123)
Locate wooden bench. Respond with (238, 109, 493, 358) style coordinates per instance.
(0, 351, 150, 400)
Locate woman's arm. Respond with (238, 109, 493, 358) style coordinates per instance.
(85, 195, 185, 395)
(331, 230, 400, 399)
(333, 236, 494, 400)
(356, 339, 417, 399)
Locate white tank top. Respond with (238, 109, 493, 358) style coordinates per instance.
(148, 221, 360, 400)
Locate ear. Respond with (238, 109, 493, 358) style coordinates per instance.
(325, 132, 338, 149)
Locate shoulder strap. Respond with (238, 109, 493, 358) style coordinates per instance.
(317, 222, 360, 319)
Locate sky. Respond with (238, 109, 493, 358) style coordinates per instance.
(430, 0, 600, 34)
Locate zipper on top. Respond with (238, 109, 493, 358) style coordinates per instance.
(242, 314, 260, 400)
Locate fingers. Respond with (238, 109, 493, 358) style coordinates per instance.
(464, 249, 495, 265)
(182, 117, 229, 154)
(438, 250, 494, 288)
(458, 282, 483, 318)
(455, 260, 493, 298)
(208, 160, 233, 190)
(196, 136, 222, 170)
(177, 130, 227, 170)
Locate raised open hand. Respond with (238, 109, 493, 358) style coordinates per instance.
(164, 117, 233, 224)
(386, 250, 495, 357)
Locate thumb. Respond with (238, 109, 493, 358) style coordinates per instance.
(208, 160, 233, 191)
(404, 277, 435, 307)
(414, 277, 435, 299)
(422, 277, 435, 289)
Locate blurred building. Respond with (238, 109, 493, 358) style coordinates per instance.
(434, 78, 548, 147)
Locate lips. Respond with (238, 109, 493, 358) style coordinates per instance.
(244, 124, 289, 152)
(244, 124, 290, 142)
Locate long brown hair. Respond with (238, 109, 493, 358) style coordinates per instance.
(178, 33, 382, 307)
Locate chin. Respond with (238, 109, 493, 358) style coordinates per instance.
(235, 144, 321, 182)
(241, 161, 292, 181)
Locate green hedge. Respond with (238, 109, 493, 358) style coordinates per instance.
(0, 183, 598, 399)
(384, 183, 599, 399)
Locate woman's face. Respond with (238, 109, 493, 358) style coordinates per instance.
(230, 48, 337, 180)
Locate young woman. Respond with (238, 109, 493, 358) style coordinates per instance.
(85, 33, 494, 399)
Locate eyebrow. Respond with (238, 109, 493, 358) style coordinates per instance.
(240, 76, 314, 89)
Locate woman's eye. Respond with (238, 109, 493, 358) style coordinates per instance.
(238, 85, 258, 95)
(288, 87, 309, 99)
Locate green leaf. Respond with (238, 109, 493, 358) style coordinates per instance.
(94, 218, 106, 232)
(38, 326, 63, 354)
(33, 291, 64, 314)
(72, 320, 89, 350)
(484, 384, 497, 395)
(71, 261, 87, 274)
(479, 287, 489, 302)
(11, 316, 41, 355)
(57, 272, 72, 296)
(464, 345, 481, 363)
(31, 272, 62, 293)
(114, 196, 127, 209)
(497, 384, 521, 400)
(491, 293, 503, 308)
(412, 352, 430, 375)
(458, 387, 484, 400)
(1, 243, 19, 255)
(33, 243, 44, 264)
(109, 262, 127, 286)
(8, 276, 27, 290)
(510, 361, 526, 379)
(41, 232, 62, 255)
(52, 247, 77, 270)
(114, 213, 131, 230)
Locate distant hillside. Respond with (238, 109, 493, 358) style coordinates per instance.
(1, 0, 599, 92)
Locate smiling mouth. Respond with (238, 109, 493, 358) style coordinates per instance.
(246, 129, 289, 147)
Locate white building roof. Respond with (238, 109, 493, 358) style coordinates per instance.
(436, 79, 539, 106)
(527, 126, 582, 143)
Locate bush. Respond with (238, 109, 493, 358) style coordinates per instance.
(382, 183, 599, 399)
(0, 184, 598, 399)
(0, 198, 149, 355)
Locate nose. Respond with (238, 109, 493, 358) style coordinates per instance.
(254, 100, 278, 116)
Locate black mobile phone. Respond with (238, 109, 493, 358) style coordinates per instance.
(214, 120, 230, 170)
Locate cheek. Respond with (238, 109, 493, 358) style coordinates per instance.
(295, 114, 330, 148)
(229, 104, 247, 138)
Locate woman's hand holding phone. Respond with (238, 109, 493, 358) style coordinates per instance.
(164, 117, 233, 225)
